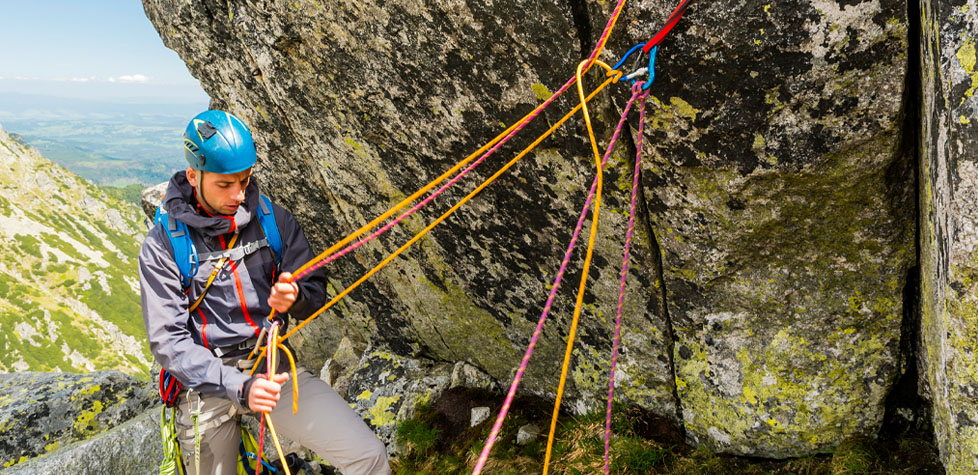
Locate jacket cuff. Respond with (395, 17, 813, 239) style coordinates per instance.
(228, 373, 255, 412)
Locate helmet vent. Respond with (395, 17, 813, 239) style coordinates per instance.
(197, 121, 218, 139)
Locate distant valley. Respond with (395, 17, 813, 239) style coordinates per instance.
(0, 93, 207, 187)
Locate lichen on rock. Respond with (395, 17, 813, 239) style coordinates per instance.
(919, 0, 978, 471)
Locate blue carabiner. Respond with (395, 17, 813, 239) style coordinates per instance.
(612, 43, 646, 72)
(641, 46, 658, 91)
(613, 43, 659, 91)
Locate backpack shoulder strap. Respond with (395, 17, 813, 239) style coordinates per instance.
(155, 196, 198, 290)
(256, 194, 283, 265)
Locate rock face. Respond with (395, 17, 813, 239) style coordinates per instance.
(143, 0, 915, 458)
(142, 0, 675, 421)
(919, 0, 978, 472)
(0, 371, 156, 469)
(610, 0, 915, 457)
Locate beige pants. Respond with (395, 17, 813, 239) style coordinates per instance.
(175, 370, 390, 475)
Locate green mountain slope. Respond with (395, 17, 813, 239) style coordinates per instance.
(0, 123, 151, 377)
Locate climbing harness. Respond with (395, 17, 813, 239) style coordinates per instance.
(154, 192, 286, 466)
(226, 0, 693, 472)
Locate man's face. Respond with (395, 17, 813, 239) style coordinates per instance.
(187, 167, 253, 216)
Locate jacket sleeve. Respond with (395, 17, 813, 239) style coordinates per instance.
(139, 226, 252, 410)
(273, 204, 327, 321)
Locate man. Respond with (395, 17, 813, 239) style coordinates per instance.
(140, 110, 389, 474)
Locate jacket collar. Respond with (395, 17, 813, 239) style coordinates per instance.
(163, 170, 258, 237)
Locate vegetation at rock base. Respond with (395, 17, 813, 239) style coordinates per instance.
(391, 389, 944, 474)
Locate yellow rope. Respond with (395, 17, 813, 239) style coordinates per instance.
(248, 346, 266, 376)
(265, 416, 291, 475)
(244, 71, 620, 442)
(277, 70, 621, 344)
(278, 343, 299, 414)
(239, 9, 629, 468)
(542, 59, 613, 475)
(260, 324, 292, 475)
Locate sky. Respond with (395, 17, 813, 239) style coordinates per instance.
(0, 0, 208, 103)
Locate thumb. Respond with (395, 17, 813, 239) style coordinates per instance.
(273, 372, 290, 384)
(278, 272, 293, 284)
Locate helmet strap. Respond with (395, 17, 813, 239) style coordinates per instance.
(195, 172, 224, 216)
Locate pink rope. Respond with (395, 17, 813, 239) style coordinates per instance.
(472, 72, 640, 475)
(604, 84, 649, 474)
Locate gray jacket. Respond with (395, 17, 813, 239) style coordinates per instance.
(139, 171, 326, 409)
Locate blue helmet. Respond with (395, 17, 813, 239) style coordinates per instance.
(183, 110, 257, 174)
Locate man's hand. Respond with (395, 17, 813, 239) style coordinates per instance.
(248, 372, 290, 413)
(268, 272, 299, 313)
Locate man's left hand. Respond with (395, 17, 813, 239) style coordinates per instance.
(268, 272, 299, 313)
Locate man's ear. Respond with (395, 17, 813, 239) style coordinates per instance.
(186, 167, 198, 187)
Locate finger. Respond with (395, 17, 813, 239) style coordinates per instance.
(268, 300, 290, 313)
(278, 272, 293, 283)
(255, 379, 282, 393)
(272, 372, 290, 384)
(274, 283, 298, 298)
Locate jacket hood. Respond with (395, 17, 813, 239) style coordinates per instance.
(163, 170, 258, 237)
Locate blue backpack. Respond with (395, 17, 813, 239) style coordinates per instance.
(154, 194, 284, 291)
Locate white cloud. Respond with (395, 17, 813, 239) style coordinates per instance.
(70, 76, 96, 83)
(108, 74, 151, 84)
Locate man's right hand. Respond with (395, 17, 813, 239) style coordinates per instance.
(248, 372, 290, 413)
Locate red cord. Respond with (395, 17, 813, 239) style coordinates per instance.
(642, 0, 692, 53)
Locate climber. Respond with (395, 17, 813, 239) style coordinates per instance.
(139, 110, 390, 475)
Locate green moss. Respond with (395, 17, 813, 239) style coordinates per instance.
(831, 436, 875, 474)
(396, 418, 441, 457)
(662, 134, 914, 455)
(531, 83, 553, 102)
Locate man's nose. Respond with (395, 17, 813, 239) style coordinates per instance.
(234, 187, 246, 202)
